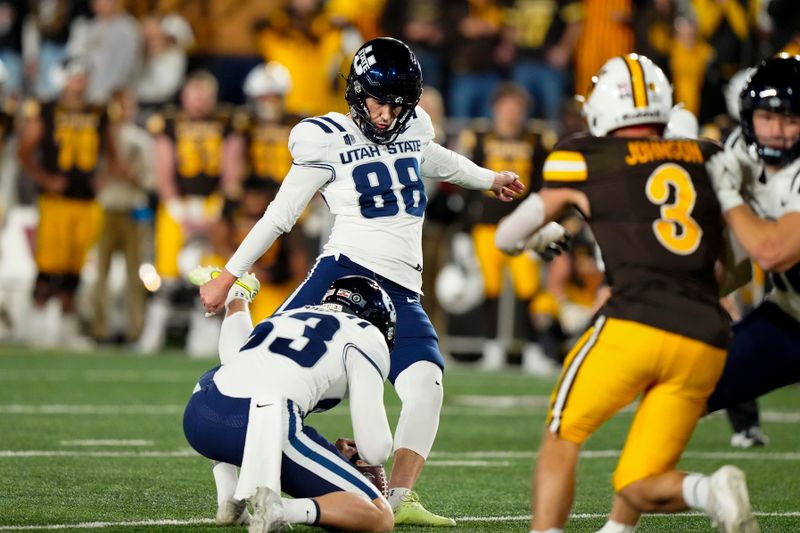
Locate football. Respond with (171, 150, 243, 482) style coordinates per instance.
(335, 438, 389, 496)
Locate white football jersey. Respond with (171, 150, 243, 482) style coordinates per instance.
(290, 109, 433, 292)
(224, 106, 494, 289)
(212, 305, 391, 415)
(726, 128, 800, 322)
(287, 107, 493, 293)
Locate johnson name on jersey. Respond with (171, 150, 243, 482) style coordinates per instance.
(211, 306, 390, 415)
(726, 128, 800, 322)
(289, 107, 435, 293)
(543, 133, 730, 348)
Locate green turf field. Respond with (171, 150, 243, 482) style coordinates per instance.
(1, 347, 798, 532)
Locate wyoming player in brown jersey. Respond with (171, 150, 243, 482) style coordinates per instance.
(230, 62, 301, 189)
(458, 83, 554, 372)
(138, 71, 241, 354)
(496, 55, 758, 533)
(148, 71, 239, 282)
(18, 58, 116, 349)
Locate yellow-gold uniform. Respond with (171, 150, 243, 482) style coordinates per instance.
(29, 99, 107, 277)
(233, 108, 300, 184)
(542, 134, 730, 491)
(149, 108, 231, 279)
(461, 127, 549, 301)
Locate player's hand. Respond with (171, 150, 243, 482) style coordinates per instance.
(199, 269, 236, 315)
(335, 438, 359, 461)
(490, 171, 525, 202)
(525, 222, 571, 261)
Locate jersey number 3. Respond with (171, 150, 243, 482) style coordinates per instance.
(352, 157, 427, 218)
(645, 163, 703, 256)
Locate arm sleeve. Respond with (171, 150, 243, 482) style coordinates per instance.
(346, 346, 392, 466)
(495, 193, 546, 254)
(224, 163, 330, 276)
(225, 121, 332, 276)
(420, 141, 495, 190)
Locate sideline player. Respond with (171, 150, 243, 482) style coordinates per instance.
(184, 273, 395, 532)
(495, 54, 759, 533)
(196, 37, 524, 526)
(18, 57, 115, 349)
(706, 54, 800, 420)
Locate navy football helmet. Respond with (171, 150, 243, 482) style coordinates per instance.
(739, 54, 800, 167)
(322, 275, 397, 350)
(345, 37, 423, 145)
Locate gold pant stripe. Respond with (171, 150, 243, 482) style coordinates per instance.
(548, 315, 607, 435)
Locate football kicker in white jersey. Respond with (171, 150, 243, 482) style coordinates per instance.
(197, 37, 528, 528)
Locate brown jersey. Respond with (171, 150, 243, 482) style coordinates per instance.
(35, 100, 108, 199)
(543, 134, 729, 348)
(148, 107, 232, 197)
(233, 109, 300, 184)
(462, 127, 549, 224)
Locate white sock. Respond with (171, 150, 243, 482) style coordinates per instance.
(596, 519, 636, 533)
(218, 308, 253, 364)
(682, 473, 710, 512)
(387, 487, 411, 510)
(530, 528, 563, 533)
(212, 461, 239, 506)
(283, 497, 319, 525)
(225, 284, 251, 307)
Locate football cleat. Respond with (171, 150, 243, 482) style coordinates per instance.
(707, 466, 760, 533)
(393, 490, 456, 527)
(248, 486, 287, 533)
(730, 427, 769, 449)
(215, 497, 251, 526)
(188, 266, 260, 303)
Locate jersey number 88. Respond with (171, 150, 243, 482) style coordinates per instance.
(352, 157, 427, 219)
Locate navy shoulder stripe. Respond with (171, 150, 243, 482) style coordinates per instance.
(302, 118, 333, 134)
(345, 343, 384, 379)
(317, 116, 346, 132)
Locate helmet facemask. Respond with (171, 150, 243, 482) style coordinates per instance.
(344, 38, 423, 145)
(739, 55, 800, 168)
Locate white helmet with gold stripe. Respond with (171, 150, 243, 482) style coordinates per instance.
(580, 54, 672, 136)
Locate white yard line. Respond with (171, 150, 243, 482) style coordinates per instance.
(425, 460, 512, 467)
(429, 449, 800, 461)
(3, 402, 798, 422)
(0, 405, 183, 414)
(2, 512, 799, 529)
(58, 440, 154, 447)
(1, 448, 799, 461)
(0, 518, 215, 530)
(0, 450, 197, 458)
(0, 370, 193, 383)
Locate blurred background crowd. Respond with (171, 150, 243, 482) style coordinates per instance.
(0, 0, 794, 371)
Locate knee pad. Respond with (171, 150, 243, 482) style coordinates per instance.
(392, 361, 444, 459)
